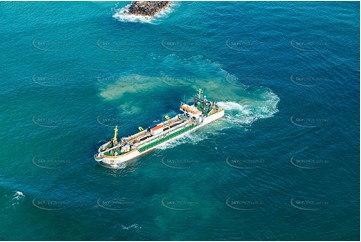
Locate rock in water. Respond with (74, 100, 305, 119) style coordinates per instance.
(127, 1, 171, 17)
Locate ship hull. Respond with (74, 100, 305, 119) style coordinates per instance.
(96, 109, 224, 167)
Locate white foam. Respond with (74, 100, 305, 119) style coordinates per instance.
(218, 101, 251, 113)
(157, 132, 208, 150)
(218, 91, 279, 126)
(112, 2, 175, 24)
(156, 135, 187, 150)
(121, 224, 142, 231)
(110, 163, 127, 169)
(4, 191, 25, 210)
(12, 191, 24, 201)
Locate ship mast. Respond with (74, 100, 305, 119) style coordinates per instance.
(112, 125, 118, 145)
(198, 88, 203, 99)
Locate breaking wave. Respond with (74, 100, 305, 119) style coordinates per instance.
(2, 191, 25, 211)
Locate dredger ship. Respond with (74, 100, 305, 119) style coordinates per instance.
(94, 89, 224, 167)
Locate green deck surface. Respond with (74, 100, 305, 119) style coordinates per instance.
(138, 125, 194, 153)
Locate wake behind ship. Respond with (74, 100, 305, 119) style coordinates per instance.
(94, 89, 224, 167)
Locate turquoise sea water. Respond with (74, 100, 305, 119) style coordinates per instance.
(0, 1, 359, 240)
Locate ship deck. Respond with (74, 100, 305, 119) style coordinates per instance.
(124, 115, 187, 146)
(100, 115, 189, 157)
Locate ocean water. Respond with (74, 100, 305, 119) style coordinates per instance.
(0, 1, 359, 240)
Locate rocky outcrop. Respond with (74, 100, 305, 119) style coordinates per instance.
(126, 1, 171, 16)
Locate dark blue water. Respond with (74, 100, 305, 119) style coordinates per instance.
(0, 1, 359, 240)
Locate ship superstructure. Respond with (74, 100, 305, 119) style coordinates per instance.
(94, 89, 224, 167)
